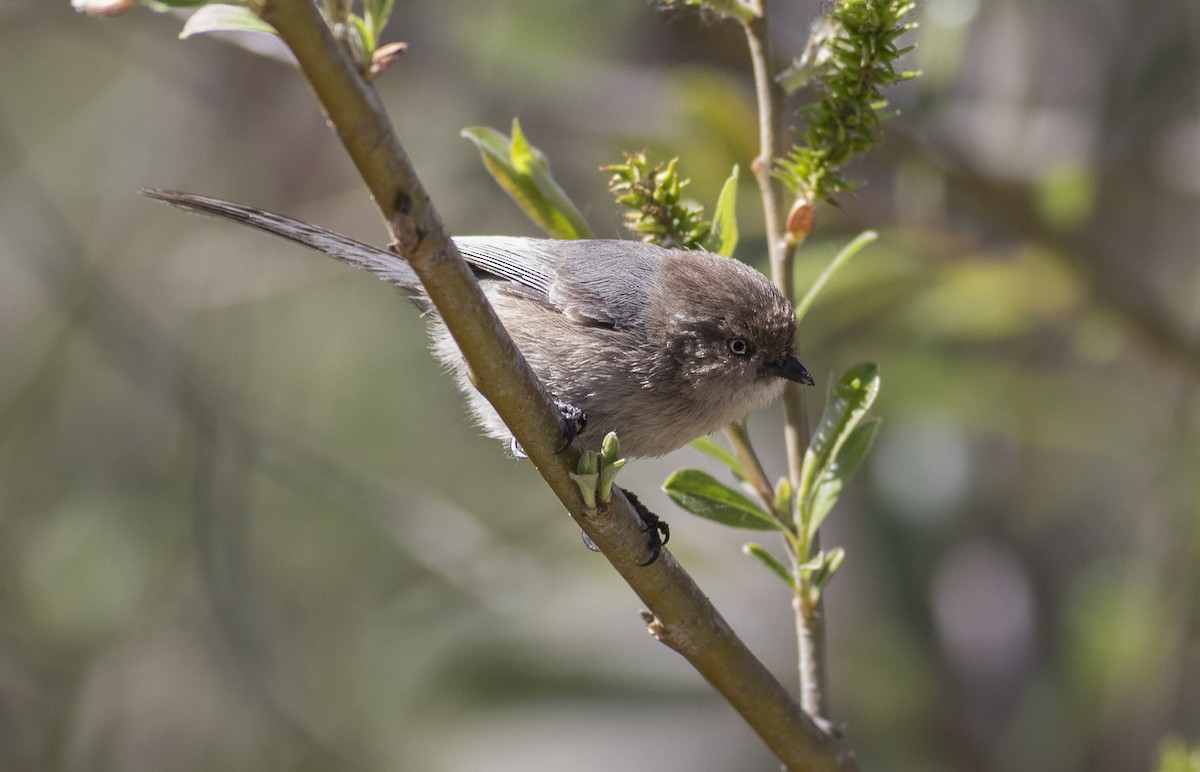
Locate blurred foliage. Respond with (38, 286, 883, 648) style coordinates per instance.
(1159, 738, 1200, 772)
(3, 0, 1200, 770)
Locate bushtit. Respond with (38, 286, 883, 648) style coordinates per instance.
(143, 190, 814, 459)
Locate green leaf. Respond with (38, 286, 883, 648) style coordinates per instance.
(179, 4, 277, 38)
(774, 475, 792, 515)
(462, 120, 594, 240)
(1157, 737, 1200, 772)
(363, 0, 394, 38)
(600, 431, 622, 466)
(797, 363, 880, 539)
(811, 547, 845, 590)
(807, 420, 879, 535)
(663, 469, 783, 531)
(596, 432, 626, 503)
(570, 470, 599, 509)
(571, 450, 600, 508)
(798, 548, 829, 573)
(743, 543, 798, 590)
(708, 165, 739, 256)
(794, 230, 877, 323)
(509, 119, 536, 174)
(688, 437, 746, 480)
(346, 14, 373, 63)
(598, 460, 625, 504)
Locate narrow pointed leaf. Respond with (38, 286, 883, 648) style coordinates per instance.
(462, 121, 594, 240)
(743, 543, 798, 590)
(663, 469, 783, 531)
(812, 547, 845, 589)
(510, 119, 535, 173)
(797, 551, 825, 573)
(807, 419, 879, 535)
(364, 0, 394, 35)
(774, 475, 793, 515)
(794, 229, 876, 323)
(597, 446, 626, 504)
(708, 165, 740, 256)
(347, 15, 373, 62)
(797, 363, 880, 535)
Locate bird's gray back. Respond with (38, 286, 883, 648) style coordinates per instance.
(454, 237, 664, 329)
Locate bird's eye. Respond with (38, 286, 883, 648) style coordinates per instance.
(728, 337, 750, 356)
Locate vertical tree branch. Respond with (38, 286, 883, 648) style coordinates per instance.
(742, 10, 830, 721)
(743, 13, 790, 297)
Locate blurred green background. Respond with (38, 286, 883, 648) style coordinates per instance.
(2, 1, 1199, 770)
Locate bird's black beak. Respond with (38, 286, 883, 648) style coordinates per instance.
(765, 355, 815, 386)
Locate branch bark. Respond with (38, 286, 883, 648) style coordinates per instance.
(246, 0, 855, 768)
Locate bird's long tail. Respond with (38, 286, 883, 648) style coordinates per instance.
(141, 189, 420, 288)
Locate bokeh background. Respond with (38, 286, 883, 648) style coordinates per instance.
(3, 0, 1199, 770)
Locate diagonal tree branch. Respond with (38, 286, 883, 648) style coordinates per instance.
(240, 0, 855, 768)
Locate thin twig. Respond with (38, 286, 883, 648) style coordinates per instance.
(742, 14, 788, 295)
(724, 421, 780, 516)
(741, 9, 830, 721)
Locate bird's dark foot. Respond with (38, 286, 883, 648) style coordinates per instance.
(553, 398, 587, 453)
(624, 490, 670, 567)
(577, 490, 669, 566)
(508, 399, 587, 458)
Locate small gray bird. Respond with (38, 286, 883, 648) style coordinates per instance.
(143, 190, 814, 458)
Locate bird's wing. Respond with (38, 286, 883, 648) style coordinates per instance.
(453, 237, 554, 296)
(454, 237, 660, 328)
